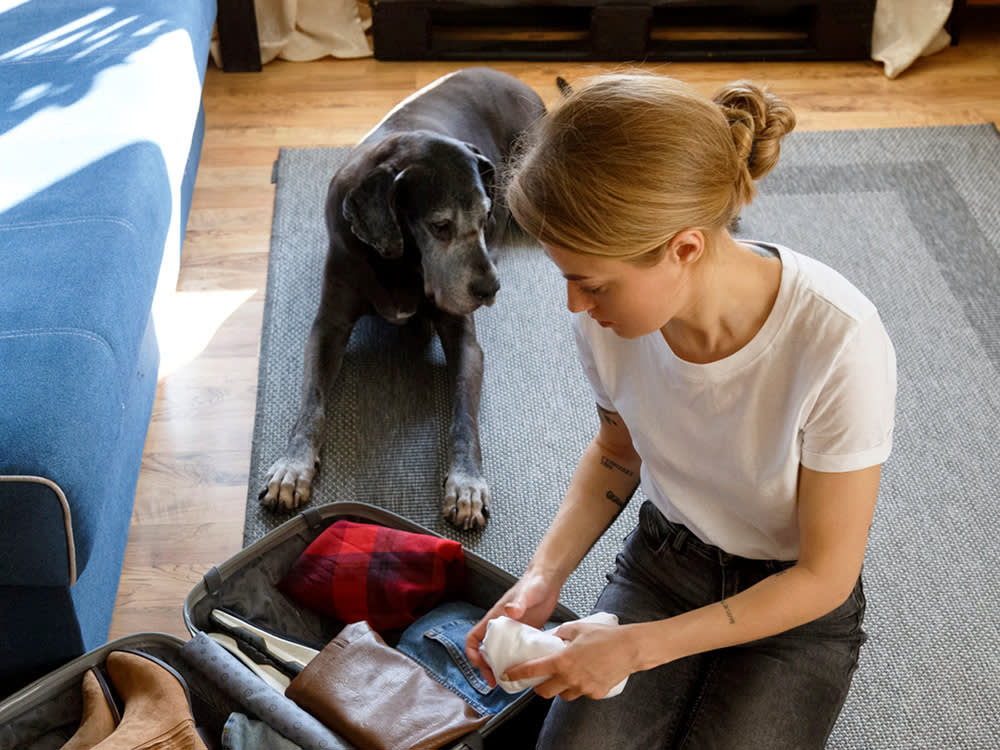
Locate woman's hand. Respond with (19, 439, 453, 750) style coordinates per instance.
(503, 621, 640, 701)
(466, 407, 642, 688)
(464, 569, 563, 687)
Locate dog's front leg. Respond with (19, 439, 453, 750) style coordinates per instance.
(260, 280, 362, 510)
(434, 311, 490, 530)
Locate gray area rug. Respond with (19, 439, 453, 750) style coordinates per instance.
(246, 123, 1000, 748)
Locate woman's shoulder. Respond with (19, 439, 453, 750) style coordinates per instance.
(767, 242, 879, 326)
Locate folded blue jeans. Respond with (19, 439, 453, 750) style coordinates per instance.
(222, 713, 303, 750)
(538, 501, 867, 750)
(397, 600, 527, 716)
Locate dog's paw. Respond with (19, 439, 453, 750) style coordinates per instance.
(259, 456, 318, 511)
(443, 471, 491, 530)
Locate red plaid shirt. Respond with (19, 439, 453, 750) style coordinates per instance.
(278, 520, 466, 632)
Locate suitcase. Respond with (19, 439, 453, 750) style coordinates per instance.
(0, 501, 579, 749)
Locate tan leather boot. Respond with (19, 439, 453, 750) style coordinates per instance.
(92, 650, 207, 750)
(61, 668, 120, 750)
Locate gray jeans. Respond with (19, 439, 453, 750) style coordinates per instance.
(222, 713, 303, 750)
(537, 501, 866, 750)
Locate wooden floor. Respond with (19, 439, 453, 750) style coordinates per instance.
(108, 15, 1000, 640)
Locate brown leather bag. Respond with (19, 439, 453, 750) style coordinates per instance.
(285, 620, 488, 750)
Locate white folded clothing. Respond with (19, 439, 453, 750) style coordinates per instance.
(480, 612, 628, 699)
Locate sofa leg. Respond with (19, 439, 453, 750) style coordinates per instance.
(217, 0, 262, 72)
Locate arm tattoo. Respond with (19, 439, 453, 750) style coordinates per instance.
(606, 490, 628, 511)
(596, 404, 619, 427)
(601, 455, 634, 477)
(720, 600, 736, 625)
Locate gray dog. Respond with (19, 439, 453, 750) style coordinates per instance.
(259, 68, 545, 529)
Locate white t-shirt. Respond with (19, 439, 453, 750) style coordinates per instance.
(573, 242, 897, 560)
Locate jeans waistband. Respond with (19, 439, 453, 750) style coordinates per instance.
(639, 501, 795, 574)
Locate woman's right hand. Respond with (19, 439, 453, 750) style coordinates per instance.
(464, 568, 563, 687)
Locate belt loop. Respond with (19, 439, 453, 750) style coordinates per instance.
(672, 527, 689, 552)
(767, 559, 792, 574)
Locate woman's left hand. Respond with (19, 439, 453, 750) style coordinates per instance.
(501, 621, 640, 701)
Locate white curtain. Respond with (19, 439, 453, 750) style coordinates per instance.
(211, 0, 372, 67)
(872, 0, 953, 78)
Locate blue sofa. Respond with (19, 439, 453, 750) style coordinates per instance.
(0, 0, 216, 695)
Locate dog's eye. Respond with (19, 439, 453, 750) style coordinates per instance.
(429, 220, 453, 239)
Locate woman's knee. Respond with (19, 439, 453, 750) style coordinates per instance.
(535, 657, 699, 750)
(536, 696, 629, 750)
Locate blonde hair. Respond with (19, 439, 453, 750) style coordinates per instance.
(507, 73, 796, 262)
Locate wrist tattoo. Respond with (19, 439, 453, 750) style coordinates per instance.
(601, 455, 634, 477)
(596, 405, 619, 427)
(721, 600, 736, 625)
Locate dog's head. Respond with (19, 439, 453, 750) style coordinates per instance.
(342, 132, 500, 316)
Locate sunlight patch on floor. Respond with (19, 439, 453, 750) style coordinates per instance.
(155, 288, 256, 378)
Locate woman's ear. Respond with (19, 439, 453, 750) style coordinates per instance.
(668, 229, 706, 266)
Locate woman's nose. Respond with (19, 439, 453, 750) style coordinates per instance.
(566, 283, 590, 313)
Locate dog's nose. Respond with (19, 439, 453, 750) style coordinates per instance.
(470, 277, 500, 303)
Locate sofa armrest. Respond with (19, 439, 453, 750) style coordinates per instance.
(0, 478, 76, 587)
(0, 328, 129, 585)
(0, 143, 171, 585)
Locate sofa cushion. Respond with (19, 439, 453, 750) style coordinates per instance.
(0, 0, 216, 309)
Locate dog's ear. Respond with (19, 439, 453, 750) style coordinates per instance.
(477, 155, 496, 202)
(342, 165, 406, 258)
(464, 144, 496, 205)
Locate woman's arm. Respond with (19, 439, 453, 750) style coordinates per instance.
(464, 405, 641, 682)
(527, 405, 642, 586)
(505, 463, 882, 700)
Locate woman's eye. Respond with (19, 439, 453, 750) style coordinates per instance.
(582, 285, 604, 295)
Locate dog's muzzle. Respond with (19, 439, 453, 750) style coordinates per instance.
(470, 277, 500, 306)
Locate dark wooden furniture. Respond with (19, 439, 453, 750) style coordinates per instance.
(370, 0, 877, 62)
(211, 0, 994, 71)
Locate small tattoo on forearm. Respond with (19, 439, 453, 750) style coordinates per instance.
(596, 405, 619, 427)
(721, 600, 736, 625)
(601, 456, 634, 476)
(606, 491, 628, 510)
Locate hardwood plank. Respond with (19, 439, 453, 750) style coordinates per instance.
(110, 15, 1000, 640)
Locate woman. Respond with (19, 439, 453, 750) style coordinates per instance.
(464, 73, 897, 749)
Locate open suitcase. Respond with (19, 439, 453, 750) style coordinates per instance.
(0, 502, 579, 749)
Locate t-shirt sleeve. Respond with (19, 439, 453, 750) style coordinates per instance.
(571, 314, 616, 412)
(801, 312, 897, 473)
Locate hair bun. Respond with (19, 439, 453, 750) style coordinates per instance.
(713, 81, 796, 180)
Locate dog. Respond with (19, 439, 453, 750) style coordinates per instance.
(259, 68, 546, 530)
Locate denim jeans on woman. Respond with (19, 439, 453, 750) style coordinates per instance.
(537, 501, 867, 750)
